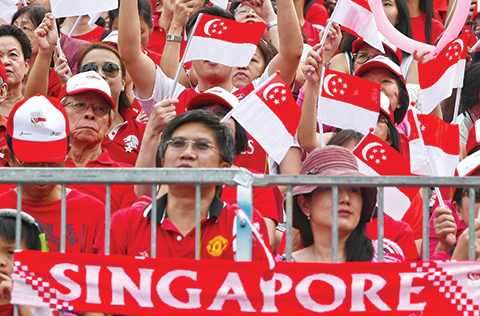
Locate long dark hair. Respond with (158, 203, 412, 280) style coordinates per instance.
(420, 0, 435, 44)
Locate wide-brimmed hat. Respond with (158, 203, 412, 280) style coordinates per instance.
(292, 146, 377, 231)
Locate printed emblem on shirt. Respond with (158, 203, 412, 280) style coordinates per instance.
(206, 235, 228, 257)
(124, 135, 139, 153)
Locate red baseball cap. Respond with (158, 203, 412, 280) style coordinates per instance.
(466, 120, 480, 155)
(352, 36, 403, 65)
(0, 59, 6, 85)
(6, 94, 70, 163)
(355, 55, 405, 83)
(58, 71, 116, 110)
(186, 86, 239, 111)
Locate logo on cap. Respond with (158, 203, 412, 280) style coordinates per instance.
(30, 111, 47, 127)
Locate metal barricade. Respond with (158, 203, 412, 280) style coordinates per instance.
(2, 167, 479, 262)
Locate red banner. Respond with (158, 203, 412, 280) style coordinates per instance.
(11, 251, 480, 315)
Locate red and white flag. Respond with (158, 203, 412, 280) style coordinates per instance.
(183, 13, 266, 67)
(229, 73, 301, 163)
(353, 133, 418, 221)
(318, 69, 380, 135)
(407, 110, 460, 177)
(418, 32, 468, 114)
(50, 0, 117, 18)
(332, 0, 384, 52)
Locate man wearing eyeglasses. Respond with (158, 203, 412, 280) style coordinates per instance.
(58, 71, 138, 213)
(94, 110, 271, 260)
(0, 94, 105, 253)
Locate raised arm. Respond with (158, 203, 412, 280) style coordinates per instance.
(297, 44, 324, 153)
(24, 13, 56, 98)
(118, 0, 157, 99)
(267, 0, 303, 86)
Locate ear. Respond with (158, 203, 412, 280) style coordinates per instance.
(297, 195, 311, 218)
(24, 59, 30, 76)
(3, 146, 15, 167)
(0, 83, 7, 104)
(219, 161, 231, 168)
(121, 76, 126, 92)
(452, 200, 462, 216)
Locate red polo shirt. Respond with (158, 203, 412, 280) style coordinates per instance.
(65, 150, 138, 213)
(94, 194, 271, 260)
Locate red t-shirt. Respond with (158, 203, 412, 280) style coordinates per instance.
(366, 214, 419, 260)
(47, 68, 62, 98)
(65, 150, 138, 213)
(410, 13, 445, 45)
(400, 192, 424, 241)
(102, 107, 146, 166)
(0, 189, 105, 253)
(66, 25, 108, 43)
(94, 195, 271, 260)
(303, 3, 328, 46)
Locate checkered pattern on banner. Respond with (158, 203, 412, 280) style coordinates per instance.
(13, 261, 75, 311)
(411, 262, 480, 316)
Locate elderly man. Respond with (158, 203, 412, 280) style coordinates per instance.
(94, 110, 271, 260)
(59, 71, 137, 212)
(0, 94, 105, 253)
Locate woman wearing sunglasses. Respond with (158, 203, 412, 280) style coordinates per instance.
(77, 43, 146, 166)
(430, 153, 480, 260)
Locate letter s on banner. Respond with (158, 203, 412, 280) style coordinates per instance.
(351, 273, 391, 312)
(157, 270, 201, 309)
(296, 274, 346, 312)
(398, 273, 427, 311)
(260, 273, 293, 312)
(50, 263, 81, 301)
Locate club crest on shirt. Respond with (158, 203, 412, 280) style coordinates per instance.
(124, 135, 139, 153)
(30, 111, 47, 127)
(206, 235, 228, 257)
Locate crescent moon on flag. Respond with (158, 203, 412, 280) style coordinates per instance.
(361, 142, 382, 160)
(323, 74, 336, 97)
(452, 39, 463, 52)
(204, 19, 221, 36)
(263, 83, 284, 100)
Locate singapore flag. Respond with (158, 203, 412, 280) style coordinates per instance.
(353, 133, 419, 221)
(183, 13, 266, 67)
(228, 72, 301, 163)
(318, 69, 380, 135)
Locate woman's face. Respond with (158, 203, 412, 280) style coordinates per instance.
(0, 35, 29, 90)
(360, 68, 400, 112)
(382, 0, 399, 26)
(79, 48, 125, 106)
(13, 15, 38, 58)
(454, 190, 480, 225)
(232, 47, 266, 88)
(300, 186, 363, 236)
(375, 114, 391, 144)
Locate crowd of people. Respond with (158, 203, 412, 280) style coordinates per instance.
(0, 0, 479, 313)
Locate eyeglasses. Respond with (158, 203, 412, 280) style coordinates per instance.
(166, 137, 217, 152)
(353, 53, 385, 64)
(79, 62, 121, 78)
(234, 6, 256, 16)
(64, 100, 110, 116)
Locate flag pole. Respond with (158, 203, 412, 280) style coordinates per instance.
(221, 71, 280, 124)
(411, 109, 445, 208)
(68, 15, 82, 37)
(168, 13, 203, 98)
(317, 67, 326, 147)
(471, 38, 480, 51)
(451, 88, 462, 124)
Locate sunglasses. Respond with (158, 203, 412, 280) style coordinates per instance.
(79, 62, 121, 78)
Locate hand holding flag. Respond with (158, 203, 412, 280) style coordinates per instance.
(224, 72, 301, 164)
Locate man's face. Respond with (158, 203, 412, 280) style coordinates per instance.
(191, 60, 234, 87)
(63, 91, 112, 147)
(162, 122, 229, 169)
